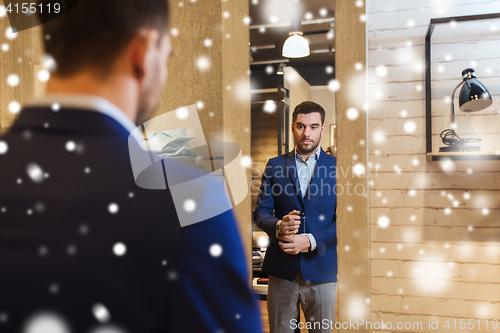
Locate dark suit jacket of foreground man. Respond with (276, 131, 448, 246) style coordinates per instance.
(0, 106, 262, 333)
(254, 148, 337, 283)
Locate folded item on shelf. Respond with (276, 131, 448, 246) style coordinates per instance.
(143, 129, 200, 158)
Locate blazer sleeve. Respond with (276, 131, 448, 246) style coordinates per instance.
(174, 178, 263, 333)
(253, 159, 280, 239)
(311, 206, 337, 254)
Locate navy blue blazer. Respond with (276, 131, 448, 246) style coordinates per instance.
(253, 148, 337, 283)
(0, 107, 262, 333)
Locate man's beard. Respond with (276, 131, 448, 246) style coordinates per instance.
(297, 139, 319, 154)
(135, 97, 158, 126)
(135, 62, 161, 126)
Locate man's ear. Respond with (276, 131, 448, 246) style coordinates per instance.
(131, 29, 160, 80)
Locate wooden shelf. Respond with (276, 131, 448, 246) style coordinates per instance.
(427, 152, 500, 161)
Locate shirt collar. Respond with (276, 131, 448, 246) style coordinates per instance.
(26, 93, 138, 134)
(294, 146, 321, 162)
(25, 93, 144, 143)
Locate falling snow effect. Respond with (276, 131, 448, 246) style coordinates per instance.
(377, 216, 390, 228)
(209, 244, 223, 257)
(263, 100, 277, 113)
(37, 69, 50, 82)
(346, 108, 359, 120)
(183, 199, 196, 213)
(108, 203, 119, 214)
(92, 304, 111, 323)
(66, 141, 76, 152)
(327, 79, 340, 92)
(0, 141, 8, 154)
(176, 107, 189, 119)
(7, 74, 19, 86)
(240, 155, 252, 168)
(23, 313, 68, 333)
(5, 28, 17, 40)
(196, 56, 211, 71)
(27, 163, 45, 183)
(195, 101, 204, 110)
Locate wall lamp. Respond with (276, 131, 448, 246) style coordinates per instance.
(440, 68, 492, 152)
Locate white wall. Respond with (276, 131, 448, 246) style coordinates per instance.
(311, 86, 336, 151)
(284, 67, 312, 151)
(368, 0, 500, 329)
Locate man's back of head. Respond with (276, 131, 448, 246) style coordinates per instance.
(40, 0, 170, 77)
(0, 1, 263, 332)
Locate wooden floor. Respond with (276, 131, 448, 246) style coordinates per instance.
(258, 293, 339, 333)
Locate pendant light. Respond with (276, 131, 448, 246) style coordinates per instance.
(282, 4, 310, 58)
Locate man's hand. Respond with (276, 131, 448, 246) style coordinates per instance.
(281, 210, 301, 236)
(278, 235, 311, 255)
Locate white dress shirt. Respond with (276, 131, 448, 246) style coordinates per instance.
(294, 146, 320, 251)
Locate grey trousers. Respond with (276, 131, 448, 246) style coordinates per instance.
(267, 273, 336, 333)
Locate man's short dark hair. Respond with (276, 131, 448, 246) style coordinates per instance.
(292, 101, 326, 125)
(39, 0, 170, 77)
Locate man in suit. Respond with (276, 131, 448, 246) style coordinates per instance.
(254, 101, 337, 333)
(0, 1, 262, 332)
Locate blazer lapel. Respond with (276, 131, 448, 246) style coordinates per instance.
(286, 149, 304, 207)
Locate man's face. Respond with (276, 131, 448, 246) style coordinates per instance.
(292, 112, 325, 155)
(136, 33, 172, 125)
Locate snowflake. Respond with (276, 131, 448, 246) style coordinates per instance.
(92, 303, 111, 323)
(196, 56, 210, 71)
(79, 224, 89, 235)
(65, 141, 76, 152)
(327, 79, 340, 92)
(176, 106, 189, 119)
(183, 199, 196, 212)
(263, 100, 276, 113)
(377, 216, 390, 228)
(375, 66, 388, 77)
(66, 245, 77, 256)
(5, 28, 17, 40)
(8, 101, 21, 114)
(49, 283, 59, 294)
(37, 69, 50, 82)
(195, 101, 204, 109)
(0, 141, 8, 154)
(346, 108, 359, 120)
(209, 243, 223, 257)
(240, 155, 252, 168)
(108, 203, 119, 214)
(38, 246, 49, 256)
(27, 163, 44, 183)
(113, 243, 126, 256)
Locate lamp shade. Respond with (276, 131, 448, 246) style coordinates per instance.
(282, 34, 310, 58)
(458, 68, 492, 112)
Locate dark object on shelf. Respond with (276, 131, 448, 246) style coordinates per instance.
(439, 129, 481, 152)
(438, 68, 491, 152)
(425, 13, 500, 157)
